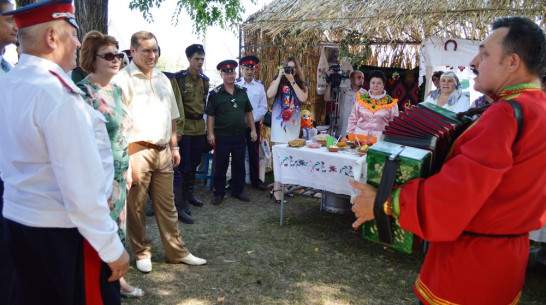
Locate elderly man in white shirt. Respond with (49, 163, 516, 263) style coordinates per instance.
(235, 55, 268, 190)
(0, 1, 128, 303)
(324, 70, 367, 137)
(114, 31, 206, 274)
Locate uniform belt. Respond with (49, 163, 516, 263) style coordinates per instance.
(462, 231, 526, 238)
(185, 114, 203, 120)
(131, 141, 167, 151)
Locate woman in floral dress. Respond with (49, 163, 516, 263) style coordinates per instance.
(77, 31, 141, 298)
(266, 57, 309, 203)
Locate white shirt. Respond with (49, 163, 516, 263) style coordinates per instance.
(113, 61, 180, 145)
(0, 54, 123, 262)
(235, 77, 268, 122)
(336, 87, 367, 136)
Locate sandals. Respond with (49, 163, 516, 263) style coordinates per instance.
(269, 189, 287, 204)
(120, 287, 144, 298)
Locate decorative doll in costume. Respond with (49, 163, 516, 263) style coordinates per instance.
(300, 109, 317, 139)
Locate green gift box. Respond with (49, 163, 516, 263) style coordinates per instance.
(363, 141, 432, 253)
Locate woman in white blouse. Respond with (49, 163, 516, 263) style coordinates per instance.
(422, 71, 470, 113)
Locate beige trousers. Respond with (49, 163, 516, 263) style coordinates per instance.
(127, 144, 189, 262)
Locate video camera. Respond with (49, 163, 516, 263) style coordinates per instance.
(328, 64, 349, 97)
(283, 66, 294, 74)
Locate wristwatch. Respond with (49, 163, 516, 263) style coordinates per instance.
(170, 146, 180, 150)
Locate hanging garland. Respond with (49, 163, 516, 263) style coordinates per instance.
(339, 30, 371, 68)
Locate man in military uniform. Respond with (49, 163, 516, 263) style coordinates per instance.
(0, 0, 129, 303)
(164, 44, 209, 223)
(235, 55, 268, 191)
(207, 60, 257, 205)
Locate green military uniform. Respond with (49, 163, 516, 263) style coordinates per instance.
(174, 69, 209, 136)
(206, 84, 253, 136)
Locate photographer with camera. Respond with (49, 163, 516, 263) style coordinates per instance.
(266, 57, 308, 204)
(324, 69, 367, 137)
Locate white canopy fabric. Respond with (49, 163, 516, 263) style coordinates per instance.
(419, 36, 481, 94)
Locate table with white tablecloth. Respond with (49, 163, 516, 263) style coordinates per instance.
(272, 144, 367, 226)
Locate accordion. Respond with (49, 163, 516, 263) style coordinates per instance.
(363, 103, 472, 253)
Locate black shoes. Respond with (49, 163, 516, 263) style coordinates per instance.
(232, 193, 250, 202)
(188, 195, 204, 207)
(212, 195, 224, 205)
(176, 207, 194, 224)
(252, 181, 267, 191)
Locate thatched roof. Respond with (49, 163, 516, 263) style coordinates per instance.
(240, 0, 544, 129)
(242, 0, 544, 43)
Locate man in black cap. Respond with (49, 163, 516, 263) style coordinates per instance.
(164, 43, 209, 223)
(206, 60, 257, 205)
(235, 55, 268, 191)
(0, 0, 129, 303)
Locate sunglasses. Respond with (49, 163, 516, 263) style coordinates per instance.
(96, 53, 125, 61)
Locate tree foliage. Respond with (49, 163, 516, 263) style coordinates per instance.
(128, 0, 254, 35)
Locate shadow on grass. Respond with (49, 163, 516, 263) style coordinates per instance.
(122, 177, 546, 305)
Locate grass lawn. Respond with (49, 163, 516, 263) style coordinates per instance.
(122, 173, 546, 304)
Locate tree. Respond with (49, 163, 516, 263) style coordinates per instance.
(15, 0, 107, 42)
(128, 0, 255, 35)
(15, 0, 254, 39)
(74, 0, 108, 41)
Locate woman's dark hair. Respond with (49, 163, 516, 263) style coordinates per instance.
(281, 56, 306, 89)
(432, 71, 444, 80)
(79, 31, 119, 73)
(368, 70, 386, 84)
(492, 16, 546, 77)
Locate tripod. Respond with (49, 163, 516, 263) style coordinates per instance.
(327, 86, 342, 137)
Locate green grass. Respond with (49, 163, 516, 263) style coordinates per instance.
(122, 174, 546, 304)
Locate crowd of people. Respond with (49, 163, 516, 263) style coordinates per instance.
(0, 0, 545, 304)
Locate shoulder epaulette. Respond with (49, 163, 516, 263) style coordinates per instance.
(200, 73, 210, 82)
(49, 70, 82, 95)
(235, 84, 247, 91)
(256, 80, 264, 85)
(236, 77, 242, 82)
(209, 85, 222, 96)
(163, 70, 187, 79)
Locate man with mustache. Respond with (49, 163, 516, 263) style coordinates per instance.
(0, 0, 129, 303)
(351, 16, 546, 305)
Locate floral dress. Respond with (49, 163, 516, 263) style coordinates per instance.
(270, 81, 303, 143)
(77, 79, 133, 243)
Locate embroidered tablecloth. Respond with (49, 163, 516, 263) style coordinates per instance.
(272, 144, 367, 197)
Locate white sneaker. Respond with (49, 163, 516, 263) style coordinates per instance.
(180, 253, 207, 265)
(136, 258, 152, 273)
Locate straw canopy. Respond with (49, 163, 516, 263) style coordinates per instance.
(240, 0, 544, 127)
(242, 0, 544, 43)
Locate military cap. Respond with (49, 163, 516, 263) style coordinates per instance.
(185, 44, 205, 58)
(2, 0, 78, 29)
(240, 55, 259, 68)
(217, 60, 238, 73)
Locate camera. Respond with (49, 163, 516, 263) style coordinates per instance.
(327, 64, 349, 96)
(283, 66, 294, 74)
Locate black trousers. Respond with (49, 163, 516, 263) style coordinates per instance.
(245, 121, 262, 185)
(174, 134, 205, 185)
(4, 219, 120, 305)
(0, 178, 17, 305)
(213, 133, 246, 197)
